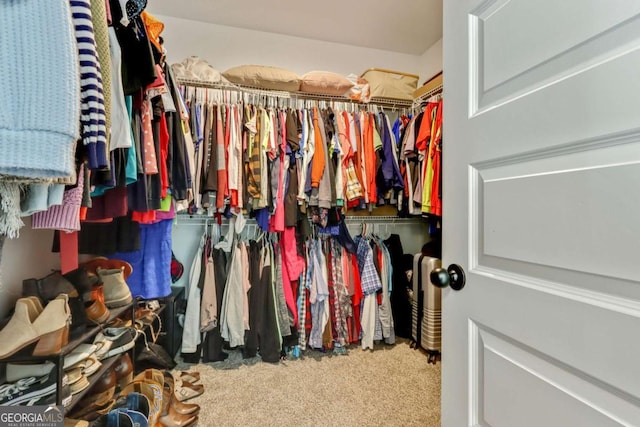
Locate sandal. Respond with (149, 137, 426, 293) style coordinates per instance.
(178, 371, 200, 384)
(174, 380, 204, 402)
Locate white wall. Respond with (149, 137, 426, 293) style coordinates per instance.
(417, 38, 443, 84)
(156, 15, 424, 79)
(0, 219, 61, 316)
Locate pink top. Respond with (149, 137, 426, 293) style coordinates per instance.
(32, 164, 85, 232)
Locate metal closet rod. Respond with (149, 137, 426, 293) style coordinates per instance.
(173, 214, 424, 225)
(176, 78, 413, 108)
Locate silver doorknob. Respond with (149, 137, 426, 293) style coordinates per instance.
(430, 264, 466, 291)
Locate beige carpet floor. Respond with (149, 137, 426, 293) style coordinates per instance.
(176, 339, 440, 427)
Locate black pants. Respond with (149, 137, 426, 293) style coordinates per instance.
(243, 242, 281, 363)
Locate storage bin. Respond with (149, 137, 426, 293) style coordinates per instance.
(361, 68, 419, 101)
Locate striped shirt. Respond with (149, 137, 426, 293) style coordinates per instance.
(70, 0, 108, 170)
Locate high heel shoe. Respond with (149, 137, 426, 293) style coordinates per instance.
(0, 294, 70, 359)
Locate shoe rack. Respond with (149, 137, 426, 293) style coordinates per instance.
(1, 302, 135, 406)
(65, 300, 168, 413)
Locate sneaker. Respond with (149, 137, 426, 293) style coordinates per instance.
(6, 361, 55, 382)
(0, 373, 63, 406)
(94, 327, 137, 360)
(26, 384, 72, 408)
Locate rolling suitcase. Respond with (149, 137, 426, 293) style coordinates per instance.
(411, 254, 442, 364)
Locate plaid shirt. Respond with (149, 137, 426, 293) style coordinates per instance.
(344, 160, 363, 202)
(298, 261, 308, 350)
(330, 240, 350, 346)
(355, 237, 383, 296)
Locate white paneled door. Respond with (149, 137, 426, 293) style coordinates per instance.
(442, 1, 640, 426)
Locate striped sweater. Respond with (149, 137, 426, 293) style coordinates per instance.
(70, 0, 108, 170)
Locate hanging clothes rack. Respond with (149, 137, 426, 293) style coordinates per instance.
(175, 214, 423, 226)
(176, 77, 413, 109)
(411, 84, 443, 112)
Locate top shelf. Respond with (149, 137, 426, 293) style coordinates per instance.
(175, 78, 414, 108)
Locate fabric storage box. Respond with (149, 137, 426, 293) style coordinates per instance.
(222, 65, 301, 92)
(361, 68, 419, 101)
(300, 71, 354, 96)
(413, 72, 443, 99)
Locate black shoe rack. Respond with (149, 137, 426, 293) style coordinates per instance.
(1, 302, 135, 407)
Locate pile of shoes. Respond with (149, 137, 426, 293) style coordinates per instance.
(65, 369, 203, 427)
(0, 257, 134, 361)
(66, 353, 134, 420)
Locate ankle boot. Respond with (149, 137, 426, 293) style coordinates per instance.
(32, 294, 71, 356)
(113, 353, 133, 389)
(0, 295, 70, 359)
(97, 267, 133, 308)
(23, 296, 44, 318)
(85, 299, 111, 324)
(0, 299, 42, 359)
(23, 272, 87, 339)
(22, 272, 78, 301)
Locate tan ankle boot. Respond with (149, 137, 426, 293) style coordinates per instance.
(32, 294, 71, 356)
(23, 296, 44, 318)
(0, 299, 41, 359)
(97, 267, 133, 308)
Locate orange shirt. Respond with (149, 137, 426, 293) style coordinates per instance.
(310, 107, 325, 188)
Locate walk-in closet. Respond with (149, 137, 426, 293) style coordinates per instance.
(4, 0, 624, 425)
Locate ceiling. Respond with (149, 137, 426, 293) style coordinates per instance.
(147, 0, 442, 55)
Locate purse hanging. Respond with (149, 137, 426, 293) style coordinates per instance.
(135, 311, 177, 369)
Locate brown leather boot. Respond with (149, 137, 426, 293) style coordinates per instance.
(163, 373, 200, 416)
(121, 379, 163, 426)
(85, 299, 110, 324)
(114, 353, 134, 389)
(158, 402, 197, 427)
(157, 371, 197, 427)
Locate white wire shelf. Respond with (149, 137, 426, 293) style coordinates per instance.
(175, 77, 414, 108)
